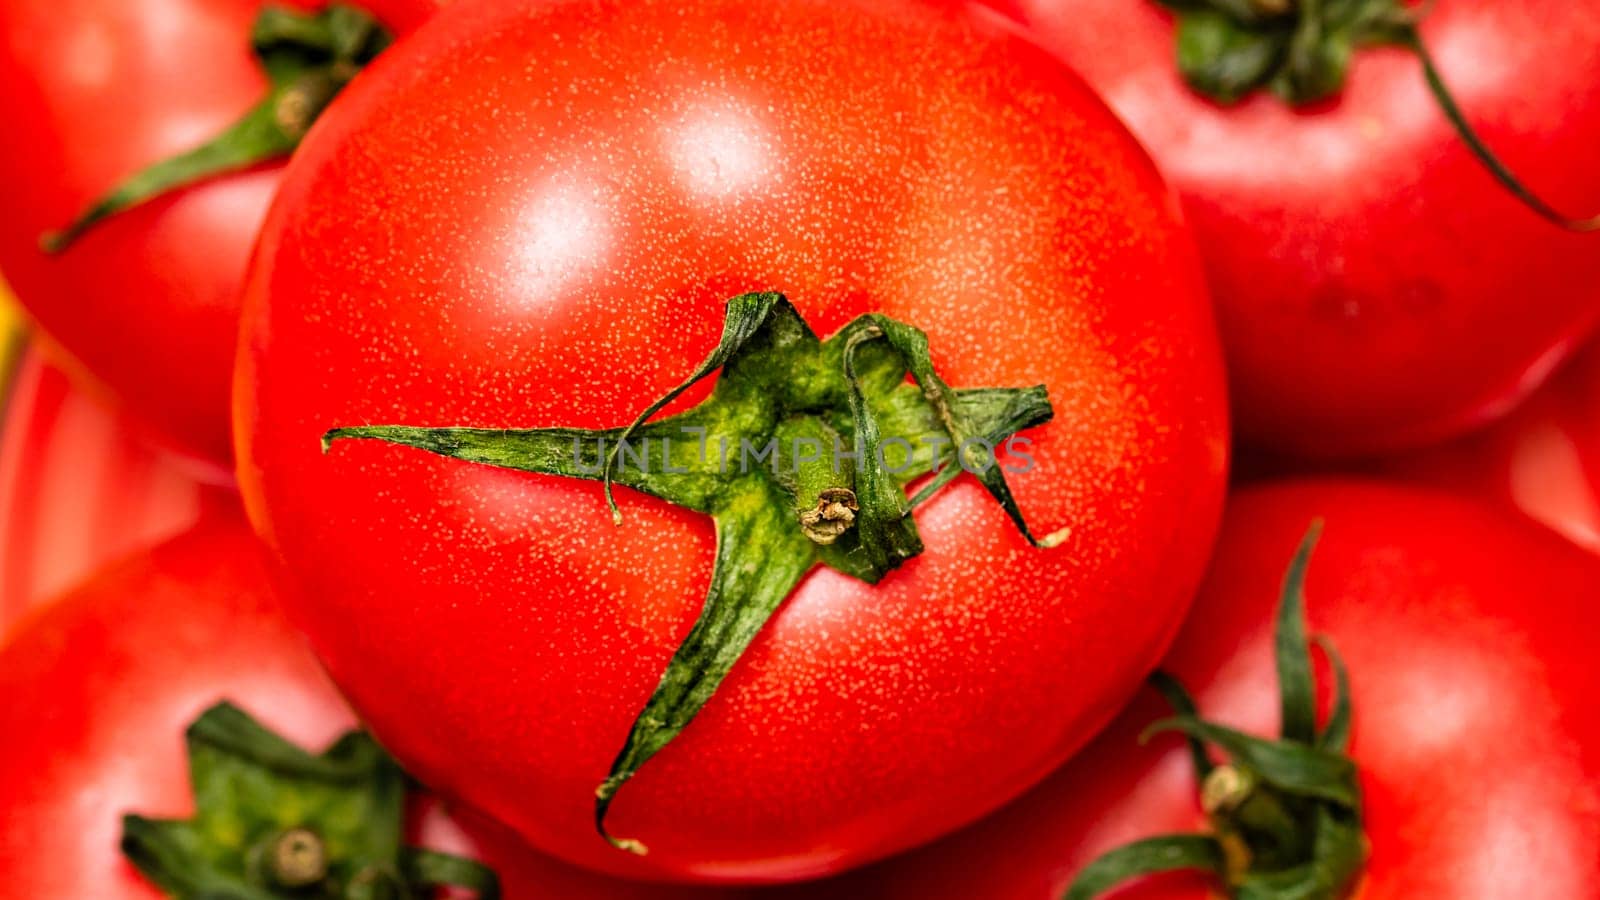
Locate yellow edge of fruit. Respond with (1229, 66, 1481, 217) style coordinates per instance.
(0, 274, 30, 418)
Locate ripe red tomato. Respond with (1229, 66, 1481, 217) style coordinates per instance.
(1006, 0, 1600, 458)
(0, 513, 357, 897)
(0, 352, 205, 632)
(1376, 339, 1600, 554)
(828, 480, 1600, 898)
(0, 511, 780, 900)
(0, 0, 437, 470)
(236, 0, 1228, 882)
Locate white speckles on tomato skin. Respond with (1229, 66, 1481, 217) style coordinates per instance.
(236, 0, 1227, 883)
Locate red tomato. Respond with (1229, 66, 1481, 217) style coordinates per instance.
(0, 513, 356, 897)
(0, 511, 778, 900)
(1376, 339, 1600, 554)
(235, 0, 1228, 882)
(828, 480, 1600, 898)
(1005, 0, 1600, 458)
(0, 351, 205, 632)
(0, 0, 438, 470)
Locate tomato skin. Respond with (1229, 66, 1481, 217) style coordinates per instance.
(1376, 340, 1600, 554)
(824, 480, 1600, 899)
(0, 352, 206, 634)
(0, 511, 781, 900)
(412, 801, 775, 900)
(1007, 0, 1600, 458)
(236, 0, 1227, 882)
(0, 0, 437, 470)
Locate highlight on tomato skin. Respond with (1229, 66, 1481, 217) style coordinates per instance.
(233, 0, 1229, 882)
(995, 0, 1600, 460)
(0, 0, 442, 471)
(816, 480, 1600, 899)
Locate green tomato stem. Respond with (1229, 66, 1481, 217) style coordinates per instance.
(41, 4, 392, 253)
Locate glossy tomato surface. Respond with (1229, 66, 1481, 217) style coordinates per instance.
(1376, 339, 1600, 554)
(0, 511, 782, 900)
(829, 480, 1600, 898)
(1009, 0, 1600, 457)
(0, 0, 437, 468)
(0, 349, 205, 633)
(236, 0, 1229, 882)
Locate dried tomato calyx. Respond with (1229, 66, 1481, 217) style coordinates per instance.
(324, 291, 1065, 854)
(1150, 0, 1599, 231)
(41, 4, 392, 253)
(121, 702, 500, 898)
(1064, 524, 1369, 900)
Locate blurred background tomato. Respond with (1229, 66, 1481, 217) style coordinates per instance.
(0, 279, 204, 636)
(1374, 339, 1600, 554)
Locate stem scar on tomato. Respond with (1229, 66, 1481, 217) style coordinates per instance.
(324, 291, 1070, 854)
(121, 701, 500, 898)
(40, 4, 393, 253)
(1064, 523, 1369, 900)
(1150, 0, 1600, 232)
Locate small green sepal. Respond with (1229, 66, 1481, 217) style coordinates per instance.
(1063, 522, 1368, 900)
(121, 701, 500, 899)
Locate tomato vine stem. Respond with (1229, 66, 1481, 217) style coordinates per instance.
(1404, 31, 1600, 233)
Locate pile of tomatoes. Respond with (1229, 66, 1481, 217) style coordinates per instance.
(1, 0, 1596, 897)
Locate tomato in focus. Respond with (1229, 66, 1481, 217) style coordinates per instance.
(236, 0, 1229, 882)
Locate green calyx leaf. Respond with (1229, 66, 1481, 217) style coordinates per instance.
(1063, 522, 1368, 900)
(1174, 9, 1293, 104)
(1153, 0, 1600, 231)
(122, 701, 500, 899)
(41, 4, 392, 253)
(325, 291, 1062, 854)
(1158, 0, 1413, 106)
(1062, 835, 1226, 900)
